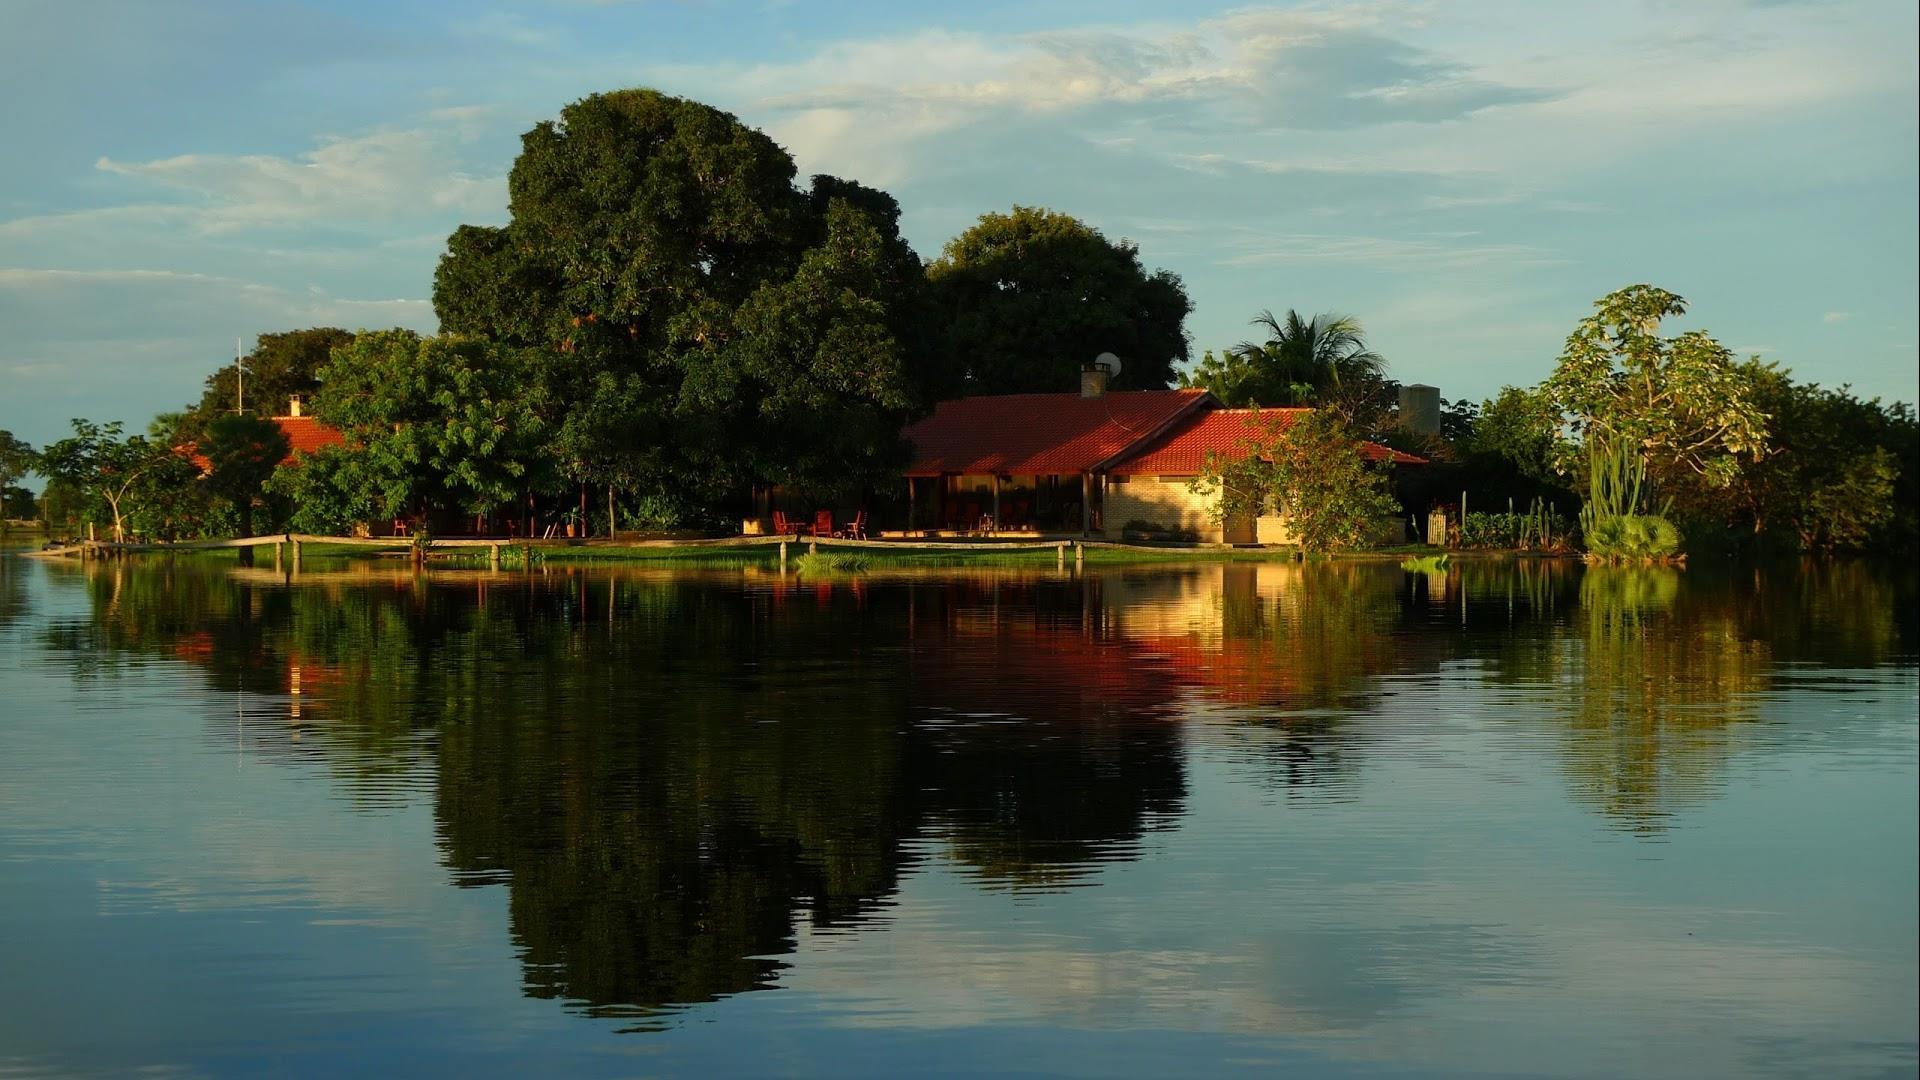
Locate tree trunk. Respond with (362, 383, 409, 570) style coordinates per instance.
(238, 501, 255, 566)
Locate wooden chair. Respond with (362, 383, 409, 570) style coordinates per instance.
(773, 510, 800, 536)
(840, 510, 868, 540)
(814, 509, 834, 538)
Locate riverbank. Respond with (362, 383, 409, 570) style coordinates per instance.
(23, 532, 1585, 569)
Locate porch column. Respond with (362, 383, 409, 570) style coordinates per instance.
(907, 477, 916, 533)
(991, 475, 1000, 533)
(1081, 473, 1092, 535)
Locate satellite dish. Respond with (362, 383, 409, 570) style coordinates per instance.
(1092, 351, 1123, 378)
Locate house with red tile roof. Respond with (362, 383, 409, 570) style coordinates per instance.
(181, 398, 344, 474)
(898, 371, 1422, 543)
(901, 385, 1212, 533)
(1106, 407, 1424, 543)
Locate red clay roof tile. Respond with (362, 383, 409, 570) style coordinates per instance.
(903, 390, 1211, 477)
(273, 415, 344, 460)
(1107, 407, 1426, 475)
(178, 415, 345, 474)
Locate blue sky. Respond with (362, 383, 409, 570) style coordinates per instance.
(1, 0, 1914, 449)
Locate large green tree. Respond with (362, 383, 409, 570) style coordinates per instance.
(1543, 285, 1768, 500)
(38, 420, 177, 542)
(185, 328, 355, 436)
(268, 330, 554, 533)
(201, 414, 291, 537)
(926, 206, 1191, 396)
(1668, 361, 1914, 552)
(0, 431, 35, 537)
(433, 89, 928, 517)
(1182, 309, 1386, 408)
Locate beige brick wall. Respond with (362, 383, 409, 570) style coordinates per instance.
(1104, 478, 1407, 547)
(1255, 515, 1296, 545)
(1104, 476, 1223, 542)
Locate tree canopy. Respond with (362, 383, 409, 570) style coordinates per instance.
(432, 88, 929, 515)
(1182, 310, 1386, 408)
(186, 328, 354, 436)
(37, 420, 178, 542)
(0, 431, 36, 535)
(1664, 361, 1915, 552)
(926, 206, 1191, 396)
(269, 330, 555, 533)
(201, 414, 290, 537)
(1543, 285, 1767, 495)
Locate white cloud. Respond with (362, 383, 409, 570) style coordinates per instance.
(1822, 310, 1855, 324)
(91, 124, 504, 233)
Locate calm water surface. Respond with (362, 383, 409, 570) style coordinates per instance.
(0, 553, 1914, 1078)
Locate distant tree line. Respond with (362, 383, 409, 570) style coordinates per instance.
(15, 89, 1913, 557)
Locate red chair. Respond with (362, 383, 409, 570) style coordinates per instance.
(814, 510, 834, 537)
(773, 511, 805, 536)
(840, 510, 868, 540)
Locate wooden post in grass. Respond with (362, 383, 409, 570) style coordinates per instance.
(1074, 541, 1084, 569)
(489, 543, 501, 571)
(291, 538, 302, 574)
(780, 540, 788, 572)
(273, 541, 283, 573)
(1057, 541, 1066, 569)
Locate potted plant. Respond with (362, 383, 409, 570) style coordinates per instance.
(561, 507, 580, 538)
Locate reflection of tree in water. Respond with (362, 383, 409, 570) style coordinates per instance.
(1557, 567, 1772, 833)
(45, 563, 1194, 1023)
(41, 556, 1914, 1016)
(0, 553, 32, 633)
(1715, 558, 1917, 668)
(430, 579, 916, 1024)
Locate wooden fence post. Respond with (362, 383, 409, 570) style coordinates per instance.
(291, 538, 302, 574)
(1074, 541, 1084, 569)
(489, 543, 501, 571)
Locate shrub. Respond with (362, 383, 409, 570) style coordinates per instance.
(793, 550, 870, 576)
(1460, 507, 1574, 550)
(1584, 514, 1682, 560)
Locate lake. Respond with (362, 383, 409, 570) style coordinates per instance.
(0, 553, 1913, 1078)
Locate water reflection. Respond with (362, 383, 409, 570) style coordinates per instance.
(22, 554, 1917, 1032)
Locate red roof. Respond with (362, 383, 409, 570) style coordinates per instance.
(180, 414, 345, 473)
(903, 390, 1211, 477)
(274, 415, 344, 460)
(1108, 407, 1426, 475)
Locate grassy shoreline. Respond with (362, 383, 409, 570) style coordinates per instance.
(21, 533, 1581, 568)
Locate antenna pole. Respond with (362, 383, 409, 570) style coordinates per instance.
(235, 337, 244, 414)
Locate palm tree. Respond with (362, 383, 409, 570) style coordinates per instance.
(1226, 310, 1386, 406)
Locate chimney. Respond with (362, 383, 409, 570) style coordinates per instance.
(1397, 384, 1440, 436)
(287, 395, 304, 418)
(1080, 366, 1110, 398)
